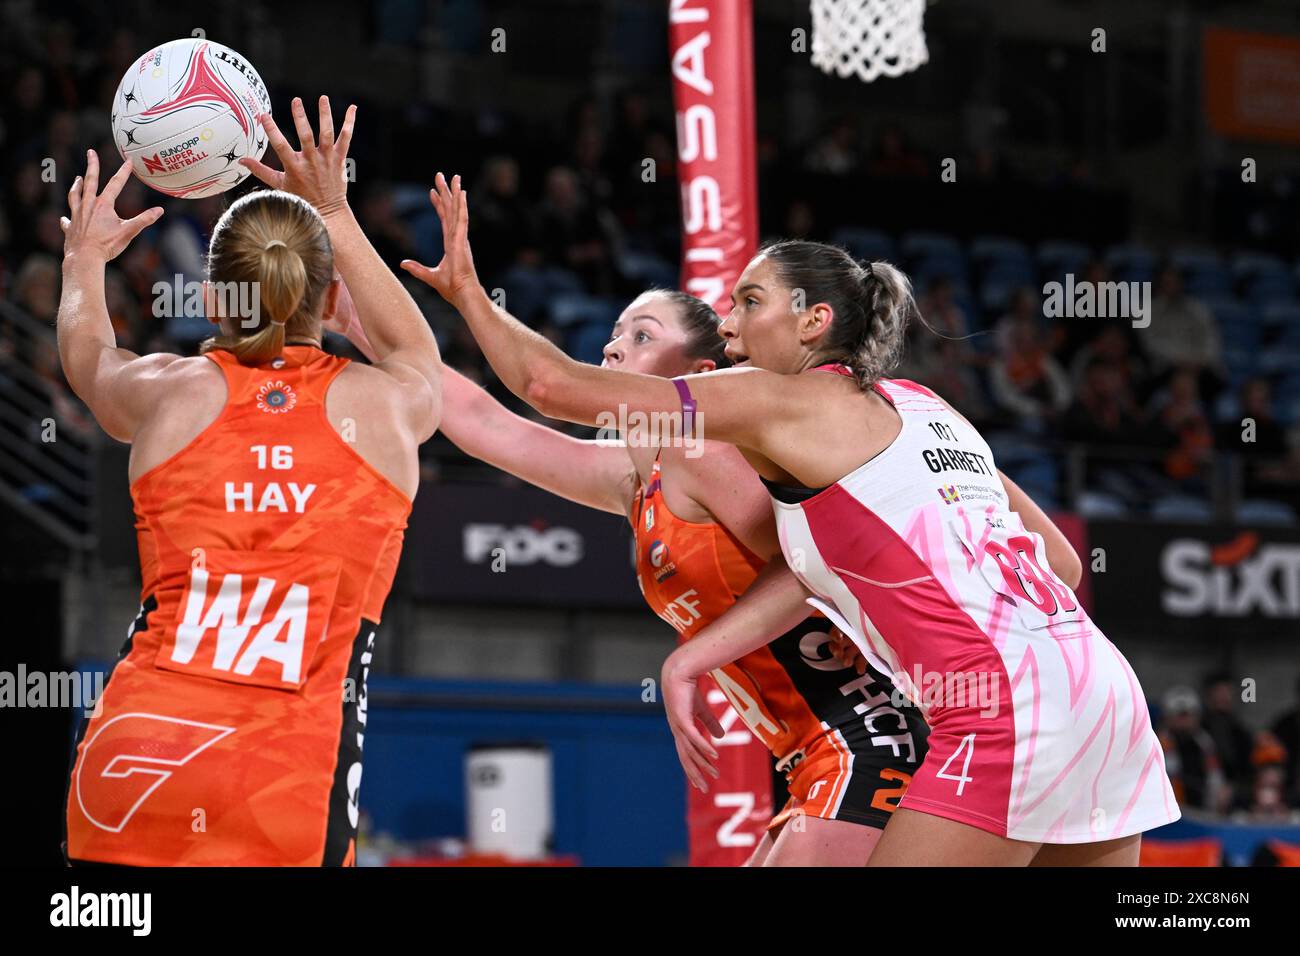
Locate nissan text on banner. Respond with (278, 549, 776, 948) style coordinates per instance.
(669, 0, 772, 866)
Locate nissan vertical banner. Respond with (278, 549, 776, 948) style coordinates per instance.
(670, 0, 772, 865)
(671, 0, 759, 314)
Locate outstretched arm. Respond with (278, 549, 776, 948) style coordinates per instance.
(437, 366, 637, 516)
(241, 96, 441, 440)
(400, 175, 792, 451)
(56, 151, 168, 442)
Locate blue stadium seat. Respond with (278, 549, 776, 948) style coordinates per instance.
(566, 319, 617, 365)
(971, 234, 1032, 265)
(1231, 251, 1287, 281)
(981, 259, 1038, 285)
(1274, 375, 1300, 425)
(1245, 273, 1296, 305)
(900, 230, 963, 261)
(618, 250, 678, 290)
(1209, 301, 1261, 351)
(978, 279, 1020, 315)
(1262, 301, 1300, 336)
(549, 293, 621, 330)
(1237, 499, 1298, 526)
(831, 227, 896, 263)
(1036, 239, 1093, 278)
(912, 251, 971, 285)
(1151, 496, 1214, 522)
(1171, 247, 1225, 275)
(1105, 243, 1157, 282)
(1076, 490, 1129, 519)
(1221, 349, 1258, 387)
(1185, 268, 1234, 297)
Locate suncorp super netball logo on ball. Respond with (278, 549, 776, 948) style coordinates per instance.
(141, 133, 209, 175)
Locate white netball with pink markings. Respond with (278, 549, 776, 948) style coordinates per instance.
(111, 37, 272, 199)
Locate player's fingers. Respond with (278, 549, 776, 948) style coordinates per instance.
(434, 171, 453, 207)
(316, 95, 334, 147)
(679, 732, 718, 786)
(697, 705, 725, 740)
(84, 149, 100, 199)
(68, 175, 83, 218)
(690, 697, 721, 755)
(674, 740, 707, 792)
(122, 206, 164, 236)
(290, 96, 315, 149)
(399, 259, 437, 285)
(457, 183, 470, 239)
(259, 112, 296, 166)
(239, 156, 284, 189)
(117, 207, 163, 248)
(684, 727, 721, 779)
(101, 158, 134, 204)
(335, 104, 357, 156)
(689, 721, 720, 763)
(60, 217, 70, 233)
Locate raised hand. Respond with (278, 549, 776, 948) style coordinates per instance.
(60, 150, 164, 262)
(240, 95, 356, 218)
(399, 172, 481, 307)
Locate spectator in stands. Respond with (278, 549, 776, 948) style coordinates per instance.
(1216, 377, 1300, 511)
(1158, 685, 1229, 814)
(1201, 673, 1255, 809)
(867, 121, 927, 179)
(783, 199, 816, 240)
(357, 185, 418, 270)
(1, 163, 52, 268)
(1063, 356, 1170, 505)
(1138, 264, 1224, 386)
(1149, 367, 1215, 491)
(899, 277, 990, 421)
(804, 116, 861, 176)
(1271, 677, 1300, 808)
(1068, 324, 1148, 395)
(917, 275, 974, 343)
(471, 156, 541, 285)
(32, 337, 96, 442)
(1247, 764, 1293, 822)
(537, 165, 621, 295)
(155, 194, 223, 288)
(988, 292, 1071, 430)
(13, 253, 60, 326)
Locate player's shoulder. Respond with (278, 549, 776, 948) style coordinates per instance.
(881, 377, 941, 400)
(333, 357, 438, 437)
(125, 352, 222, 398)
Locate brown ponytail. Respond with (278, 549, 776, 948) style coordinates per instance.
(201, 190, 334, 366)
(761, 239, 919, 389)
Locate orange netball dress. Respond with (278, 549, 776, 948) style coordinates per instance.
(65, 345, 410, 866)
(632, 454, 929, 830)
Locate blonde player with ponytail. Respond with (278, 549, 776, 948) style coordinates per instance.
(59, 97, 441, 866)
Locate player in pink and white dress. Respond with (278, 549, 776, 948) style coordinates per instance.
(762, 366, 1179, 852)
(420, 220, 1180, 864)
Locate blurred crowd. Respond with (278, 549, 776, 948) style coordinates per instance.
(3, 13, 1300, 526)
(1158, 675, 1300, 825)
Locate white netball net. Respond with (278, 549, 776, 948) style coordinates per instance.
(810, 0, 930, 84)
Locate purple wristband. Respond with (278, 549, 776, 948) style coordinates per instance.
(671, 377, 697, 438)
